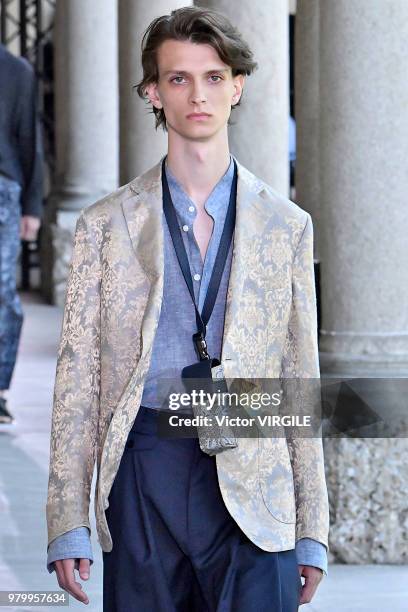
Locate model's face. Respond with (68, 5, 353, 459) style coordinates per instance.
(145, 39, 245, 141)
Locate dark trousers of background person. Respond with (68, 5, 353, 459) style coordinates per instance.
(0, 174, 23, 391)
(103, 405, 302, 612)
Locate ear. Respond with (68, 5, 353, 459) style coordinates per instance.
(144, 82, 163, 109)
(232, 74, 245, 106)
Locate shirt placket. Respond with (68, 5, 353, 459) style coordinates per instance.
(183, 229, 203, 306)
(166, 162, 231, 316)
(171, 189, 202, 307)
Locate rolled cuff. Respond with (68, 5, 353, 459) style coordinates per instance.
(46, 526, 93, 574)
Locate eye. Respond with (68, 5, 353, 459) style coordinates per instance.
(210, 75, 222, 82)
(171, 76, 186, 84)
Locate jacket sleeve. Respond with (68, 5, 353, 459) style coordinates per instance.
(46, 210, 101, 547)
(281, 213, 330, 550)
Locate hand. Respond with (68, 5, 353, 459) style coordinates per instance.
(298, 564, 324, 605)
(54, 558, 90, 605)
(20, 215, 41, 241)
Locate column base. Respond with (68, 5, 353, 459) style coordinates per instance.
(320, 343, 408, 564)
(319, 330, 408, 377)
(40, 205, 79, 306)
(319, 351, 408, 377)
(324, 437, 408, 564)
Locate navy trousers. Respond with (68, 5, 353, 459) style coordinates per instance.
(0, 175, 23, 390)
(103, 406, 302, 612)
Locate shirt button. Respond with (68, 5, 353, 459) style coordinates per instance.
(182, 224, 189, 232)
(193, 273, 201, 281)
(188, 205, 195, 213)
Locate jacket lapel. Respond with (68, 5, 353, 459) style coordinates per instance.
(121, 157, 165, 363)
(219, 158, 270, 379)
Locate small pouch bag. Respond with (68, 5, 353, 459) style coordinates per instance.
(182, 357, 237, 455)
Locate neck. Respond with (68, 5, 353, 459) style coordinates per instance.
(165, 126, 231, 210)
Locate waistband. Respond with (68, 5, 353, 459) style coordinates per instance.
(139, 405, 193, 417)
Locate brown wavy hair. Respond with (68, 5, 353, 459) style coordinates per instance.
(134, 6, 258, 131)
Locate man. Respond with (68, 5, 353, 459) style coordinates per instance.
(46, 7, 329, 610)
(0, 44, 43, 424)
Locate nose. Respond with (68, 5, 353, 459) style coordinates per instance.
(189, 79, 207, 105)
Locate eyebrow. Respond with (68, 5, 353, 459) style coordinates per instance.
(162, 68, 230, 77)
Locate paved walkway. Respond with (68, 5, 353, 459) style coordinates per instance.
(0, 293, 407, 611)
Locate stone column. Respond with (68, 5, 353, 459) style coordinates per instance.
(318, 0, 408, 376)
(118, 0, 189, 183)
(318, 0, 408, 564)
(294, 0, 320, 258)
(44, 0, 119, 304)
(196, 0, 289, 195)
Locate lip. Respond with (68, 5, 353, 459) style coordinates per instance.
(186, 113, 211, 120)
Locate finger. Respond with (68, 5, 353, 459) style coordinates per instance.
(63, 559, 89, 604)
(299, 572, 321, 605)
(54, 560, 66, 587)
(78, 558, 91, 580)
(60, 559, 90, 604)
(55, 560, 75, 597)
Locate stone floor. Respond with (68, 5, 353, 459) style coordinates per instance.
(0, 292, 407, 611)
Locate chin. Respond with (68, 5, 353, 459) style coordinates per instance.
(179, 123, 215, 138)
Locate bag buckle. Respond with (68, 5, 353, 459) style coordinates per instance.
(193, 331, 210, 361)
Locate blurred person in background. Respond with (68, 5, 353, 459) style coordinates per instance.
(0, 43, 44, 424)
